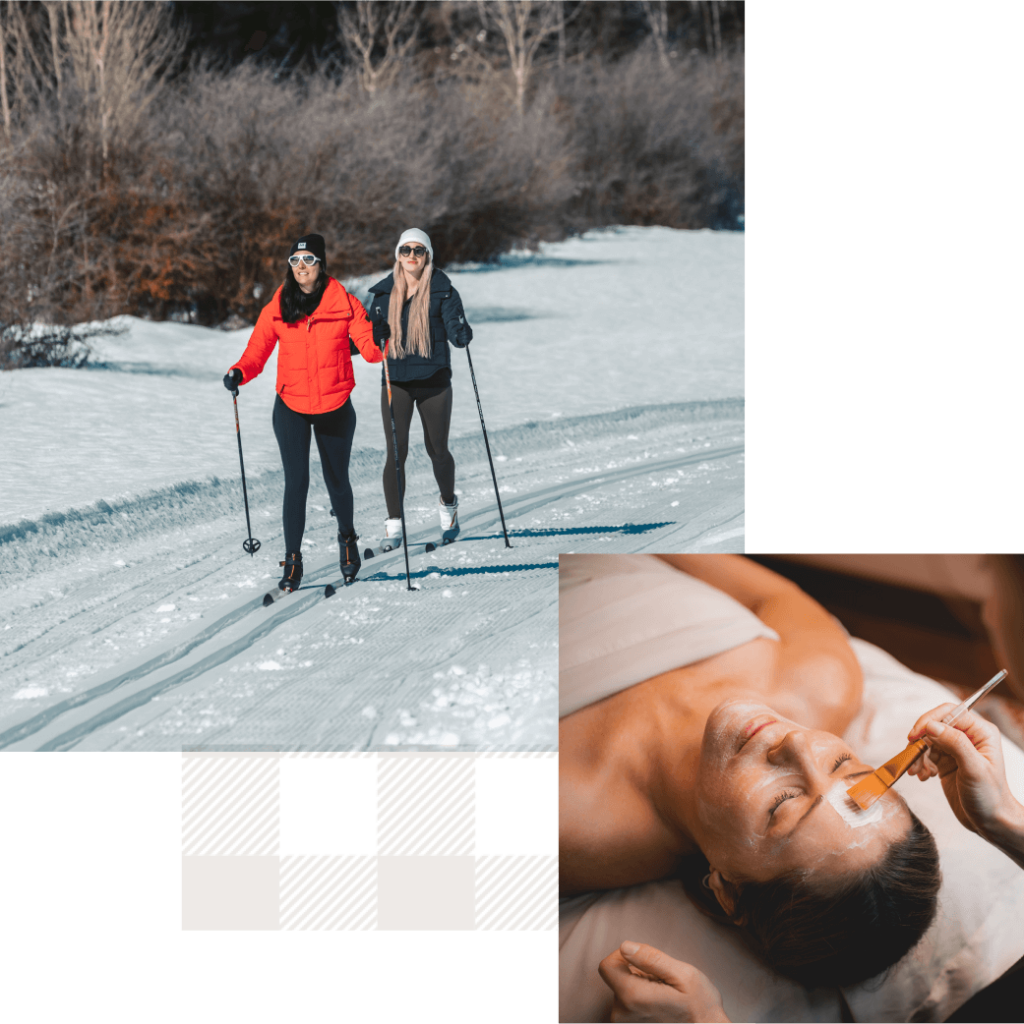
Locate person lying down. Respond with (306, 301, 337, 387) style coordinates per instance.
(559, 553, 941, 989)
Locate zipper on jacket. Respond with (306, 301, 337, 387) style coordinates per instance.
(306, 315, 313, 332)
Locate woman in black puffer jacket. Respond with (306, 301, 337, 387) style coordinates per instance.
(365, 228, 473, 549)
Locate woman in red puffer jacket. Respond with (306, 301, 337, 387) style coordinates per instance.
(224, 233, 386, 593)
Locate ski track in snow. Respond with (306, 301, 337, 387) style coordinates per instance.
(0, 403, 743, 751)
(0, 227, 743, 751)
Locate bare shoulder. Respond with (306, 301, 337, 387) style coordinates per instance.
(560, 701, 677, 892)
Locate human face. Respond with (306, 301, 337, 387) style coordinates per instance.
(291, 253, 321, 293)
(398, 240, 427, 280)
(692, 699, 910, 887)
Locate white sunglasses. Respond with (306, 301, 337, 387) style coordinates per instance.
(288, 254, 321, 267)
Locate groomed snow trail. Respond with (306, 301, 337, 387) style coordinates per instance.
(0, 402, 742, 750)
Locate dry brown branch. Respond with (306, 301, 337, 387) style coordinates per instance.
(337, 1, 418, 93)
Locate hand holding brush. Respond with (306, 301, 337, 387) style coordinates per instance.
(905, 697, 1024, 853)
(848, 670, 1008, 811)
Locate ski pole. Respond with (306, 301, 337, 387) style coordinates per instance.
(383, 340, 414, 591)
(465, 346, 511, 548)
(230, 385, 261, 556)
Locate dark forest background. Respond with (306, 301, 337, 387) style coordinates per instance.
(0, 1, 743, 329)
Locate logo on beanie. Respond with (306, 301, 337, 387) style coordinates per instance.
(298, 242, 307, 249)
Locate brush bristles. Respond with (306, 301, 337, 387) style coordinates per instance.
(849, 738, 930, 809)
(848, 772, 887, 810)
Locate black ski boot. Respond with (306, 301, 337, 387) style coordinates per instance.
(339, 531, 360, 584)
(277, 551, 303, 593)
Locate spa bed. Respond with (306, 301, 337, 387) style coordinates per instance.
(559, 555, 1024, 1023)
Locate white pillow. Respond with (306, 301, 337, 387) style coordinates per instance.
(559, 639, 1024, 1023)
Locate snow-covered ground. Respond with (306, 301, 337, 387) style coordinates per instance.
(0, 226, 743, 751)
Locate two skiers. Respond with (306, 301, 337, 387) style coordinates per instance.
(223, 230, 473, 595)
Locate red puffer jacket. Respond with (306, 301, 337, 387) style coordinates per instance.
(231, 277, 383, 415)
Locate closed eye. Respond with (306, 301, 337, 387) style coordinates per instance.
(769, 789, 798, 817)
(769, 754, 855, 819)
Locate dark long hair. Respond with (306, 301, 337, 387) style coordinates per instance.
(279, 259, 329, 325)
(679, 807, 942, 988)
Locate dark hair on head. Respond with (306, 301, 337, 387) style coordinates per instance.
(279, 257, 329, 325)
(680, 807, 941, 988)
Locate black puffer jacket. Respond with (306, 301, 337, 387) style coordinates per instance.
(366, 268, 473, 384)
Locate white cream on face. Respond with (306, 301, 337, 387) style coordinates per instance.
(826, 780, 883, 828)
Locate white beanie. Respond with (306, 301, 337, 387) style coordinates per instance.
(395, 228, 433, 262)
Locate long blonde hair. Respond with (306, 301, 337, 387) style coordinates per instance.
(387, 257, 433, 359)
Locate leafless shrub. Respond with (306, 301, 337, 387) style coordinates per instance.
(0, 320, 122, 369)
(0, 3, 743, 329)
(559, 46, 744, 230)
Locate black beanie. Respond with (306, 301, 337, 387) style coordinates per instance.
(290, 233, 326, 263)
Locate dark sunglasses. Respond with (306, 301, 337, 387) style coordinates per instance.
(398, 245, 427, 258)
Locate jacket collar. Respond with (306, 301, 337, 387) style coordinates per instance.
(313, 277, 351, 315)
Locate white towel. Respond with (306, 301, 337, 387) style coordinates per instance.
(559, 554, 778, 718)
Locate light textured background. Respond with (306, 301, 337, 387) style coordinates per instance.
(745, 232, 1024, 552)
(181, 751, 557, 931)
(3, 856, 179, 929)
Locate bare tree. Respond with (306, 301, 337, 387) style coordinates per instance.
(60, 1, 185, 176)
(337, 1, 419, 94)
(0, 7, 10, 140)
(640, 1, 671, 70)
(474, 0, 564, 116)
(44, 2, 63, 105)
(699, 0, 723, 59)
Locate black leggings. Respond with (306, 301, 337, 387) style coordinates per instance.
(381, 383, 455, 518)
(272, 394, 357, 552)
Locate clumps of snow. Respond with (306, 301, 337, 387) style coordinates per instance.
(13, 686, 48, 699)
(157, 603, 175, 612)
(378, 660, 556, 748)
(362, 706, 377, 719)
(442, 589, 453, 598)
(257, 660, 283, 671)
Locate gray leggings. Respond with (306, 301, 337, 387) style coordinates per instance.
(381, 383, 455, 518)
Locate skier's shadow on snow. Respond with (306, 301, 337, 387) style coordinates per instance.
(366, 561, 559, 581)
(459, 522, 672, 542)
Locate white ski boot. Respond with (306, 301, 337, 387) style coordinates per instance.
(379, 517, 404, 552)
(439, 495, 459, 544)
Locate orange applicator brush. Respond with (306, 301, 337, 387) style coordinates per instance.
(848, 669, 1008, 811)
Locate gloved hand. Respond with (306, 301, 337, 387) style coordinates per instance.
(223, 368, 242, 392)
(451, 328, 472, 348)
(372, 319, 391, 350)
